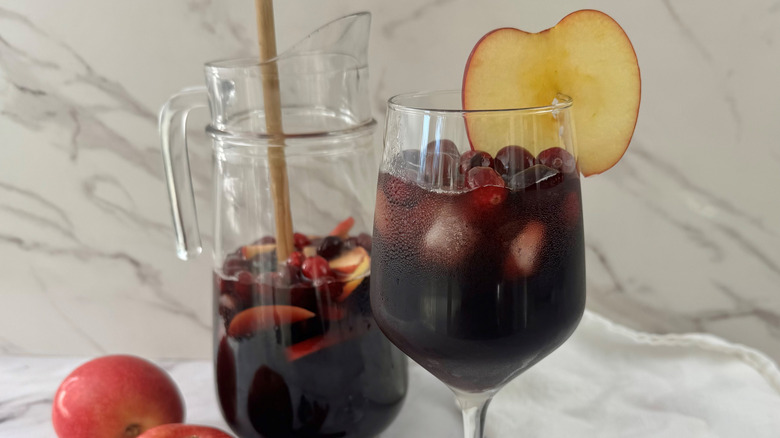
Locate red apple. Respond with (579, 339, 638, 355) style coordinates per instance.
(52, 355, 185, 438)
(138, 424, 233, 438)
(463, 9, 641, 176)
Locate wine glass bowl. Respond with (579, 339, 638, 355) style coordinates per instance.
(371, 90, 586, 436)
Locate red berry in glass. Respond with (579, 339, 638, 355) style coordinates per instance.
(301, 255, 332, 280)
(293, 233, 311, 250)
(537, 147, 577, 174)
(316, 236, 343, 260)
(493, 145, 536, 178)
(286, 251, 305, 269)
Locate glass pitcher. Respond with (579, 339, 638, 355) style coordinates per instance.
(159, 13, 408, 438)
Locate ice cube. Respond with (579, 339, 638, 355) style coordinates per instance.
(422, 205, 477, 268)
(506, 165, 561, 191)
(504, 221, 546, 278)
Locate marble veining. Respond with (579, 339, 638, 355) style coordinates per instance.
(1, 0, 779, 364)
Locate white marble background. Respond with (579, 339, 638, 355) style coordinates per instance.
(1, 0, 778, 362)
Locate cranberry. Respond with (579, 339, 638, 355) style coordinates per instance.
(494, 145, 536, 178)
(537, 147, 577, 174)
(464, 168, 507, 210)
(465, 166, 505, 189)
(286, 251, 305, 269)
(317, 236, 343, 260)
(293, 233, 311, 250)
(301, 255, 332, 280)
(470, 151, 494, 169)
(467, 185, 509, 209)
(458, 150, 480, 174)
(427, 138, 460, 156)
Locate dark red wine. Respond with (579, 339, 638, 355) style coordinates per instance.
(215, 234, 407, 437)
(371, 166, 585, 393)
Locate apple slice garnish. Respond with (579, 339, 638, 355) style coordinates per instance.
(462, 9, 640, 176)
(227, 305, 316, 338)
(328, 246, 368, 278)
(241, 243, 276, 259)
(328, 216, 355, 239)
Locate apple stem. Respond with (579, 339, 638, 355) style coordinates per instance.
(124, 424, 142, 437)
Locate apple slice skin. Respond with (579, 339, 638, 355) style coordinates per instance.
(240, 243, 276, 259)
(228, 305, 316, 338)
(328, 216, 355, 239)
(335, 252, 371, 301)
(285, 325, 368, 362)
(329, 246, 369, 277)
(462, 9, 641, 176)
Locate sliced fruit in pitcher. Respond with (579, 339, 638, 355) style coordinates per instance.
(329, 246, 369, 277)
(228, 305, 316, 338)
(241, 243, 276, 259)
(286, 325, 368, 362)
(329, 216, 355, 239)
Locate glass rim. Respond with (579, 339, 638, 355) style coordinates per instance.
(387, 90, 573, 116)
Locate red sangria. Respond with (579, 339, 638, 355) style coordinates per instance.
(158, 13, 410, 438)
(372, 147, 585, 392)
(216, 219, 407, 438)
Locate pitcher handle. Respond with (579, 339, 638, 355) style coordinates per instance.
(159, 86, 208, 260)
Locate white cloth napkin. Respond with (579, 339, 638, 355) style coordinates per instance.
(384, 311, 780, 437)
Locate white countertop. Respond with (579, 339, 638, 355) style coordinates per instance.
(4, 312, 780, 437)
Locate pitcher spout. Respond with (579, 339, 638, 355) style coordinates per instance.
(204, 12, 374, 137)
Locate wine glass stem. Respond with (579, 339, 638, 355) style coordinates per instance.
(454, 389, 496, 438)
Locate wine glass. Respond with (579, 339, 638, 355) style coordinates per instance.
(370, 90, 586, 437)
